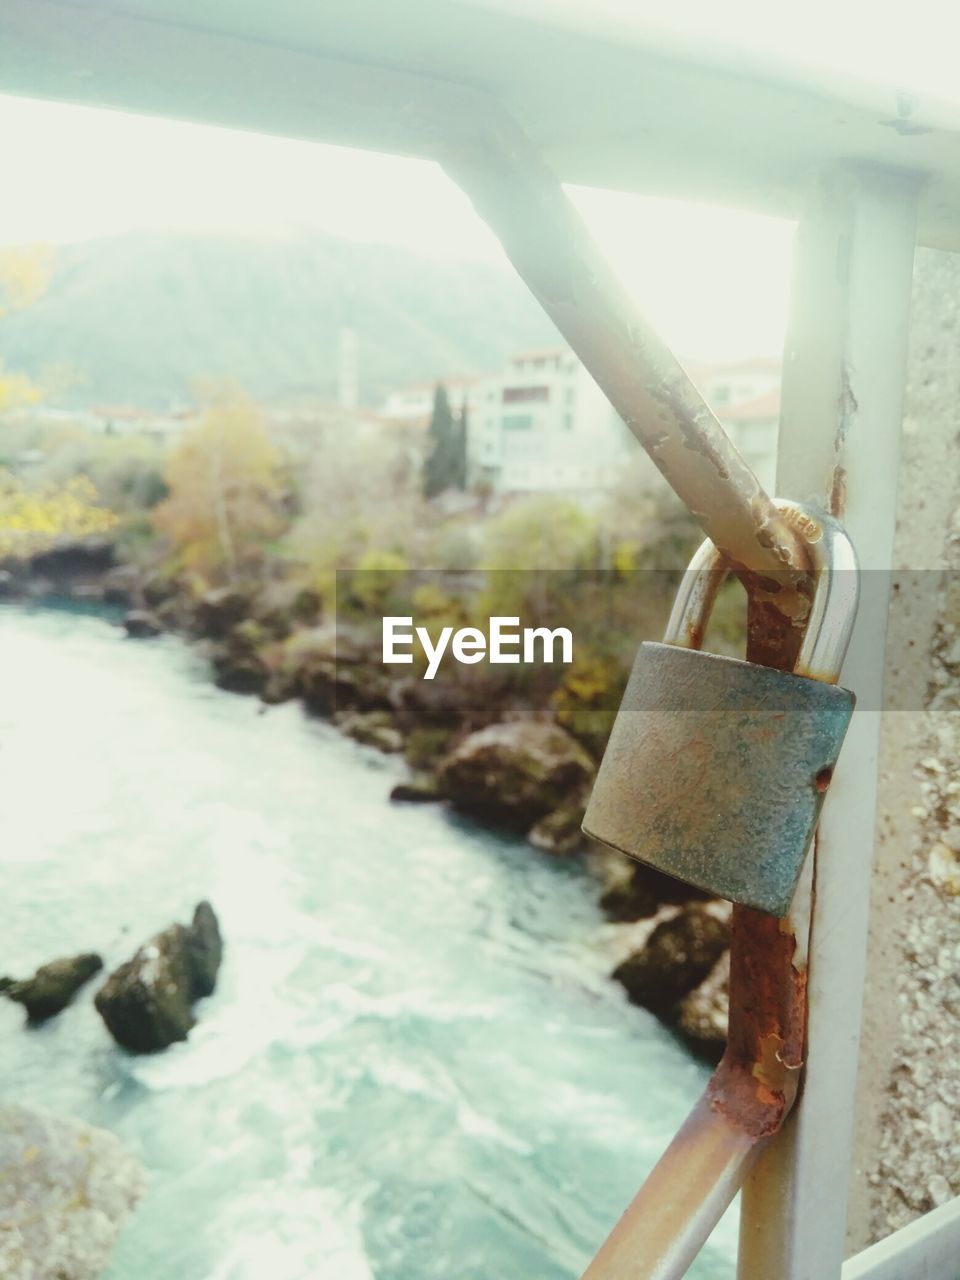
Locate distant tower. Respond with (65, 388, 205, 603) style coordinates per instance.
(337, 325, 359, 411)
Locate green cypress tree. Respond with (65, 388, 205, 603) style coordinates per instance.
(455, 399, 468, 490)
(423, 383, 456, 498)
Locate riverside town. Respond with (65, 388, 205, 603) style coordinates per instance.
(2, 9, 959, 1280)
(382, 615, 575, 679)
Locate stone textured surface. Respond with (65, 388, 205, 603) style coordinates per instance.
(599, 859, 712, 922)
(611, 901, 730, 1015)
(674, 949, 729, 1061)
(0, 1104, 143, 1280)
(847, 247, 960, 1247)
(122, 610, 163, 639)
(437, 720, 594, 830)
(867, 511, 960, 1236)
(4, 954, 103, 1024)
(527, 799, 588, 855)
(95, 901, 222, 1052)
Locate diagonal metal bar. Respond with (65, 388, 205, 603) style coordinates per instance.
(438, 115, 809, 590)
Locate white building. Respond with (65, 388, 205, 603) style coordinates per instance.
(6, 402, 198, 444)
(467, 346, 633, 493)
(691, 356, 781, 409)
(382, 349, 781, 496)
(383, 347, 632, 495)
(688, 357, 781, 493)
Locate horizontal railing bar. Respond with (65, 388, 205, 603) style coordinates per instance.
(842, 1196, 960, 1280)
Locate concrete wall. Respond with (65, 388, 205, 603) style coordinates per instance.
(847, 247, 960, 1251)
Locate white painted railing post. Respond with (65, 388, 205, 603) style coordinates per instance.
(737, 165, 921, 1279)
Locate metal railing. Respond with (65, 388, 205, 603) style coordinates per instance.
(440, 113, 955, 1280)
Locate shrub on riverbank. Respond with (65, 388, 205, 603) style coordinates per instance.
(0, 472, 118, 558)
(152, 387, 286, 579)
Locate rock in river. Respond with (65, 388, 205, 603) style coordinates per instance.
(3, 953, 103, 1024)
(528, 799, 588, 856)
(389, 773, 443, 803)
(673, 950, 729, 1062)
(437, 720, 595, 830)
(184, 900, 223, 999)
(612, 902, 730, 1015)
(290, 624, 391, 716)
(600, 861, 712, 922)
(0, 1103, 144, 1280)
(95, 902, 222, 1053)
(192, 585, 253, 639)
(122, 610, 163, 639)
(336, 709, 404, 753)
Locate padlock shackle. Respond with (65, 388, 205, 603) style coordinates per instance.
(664, 500, 859, 684)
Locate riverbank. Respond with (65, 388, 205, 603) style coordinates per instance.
(0, 539, 730, 1058)
(0, 602, 738, 1279)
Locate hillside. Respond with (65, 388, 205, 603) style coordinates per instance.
(0, 231, 559, 408)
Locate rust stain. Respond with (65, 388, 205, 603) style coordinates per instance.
(815, 767, 834, 794)
(703, 593, 811, 1141)
(830, 463, 848, 517)
(708, 906, 806, 1139)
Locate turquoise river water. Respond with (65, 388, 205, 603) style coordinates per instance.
(0, 604, 736, 1279)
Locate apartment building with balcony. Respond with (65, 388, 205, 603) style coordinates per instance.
(382, 349, 780, 496)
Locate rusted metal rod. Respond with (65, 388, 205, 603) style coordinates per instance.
(582, 895, 809, 1280)
(582, 1090, 765, 1280)
(579, 506, 844, 1276)
(439, 118, 808, 588)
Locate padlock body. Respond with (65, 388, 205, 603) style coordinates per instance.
(582, 643, 855, 916)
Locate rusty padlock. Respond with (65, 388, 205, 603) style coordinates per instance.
(582, 500, 859, 916)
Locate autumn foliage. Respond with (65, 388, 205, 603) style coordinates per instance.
(0, 473, 118, 557)
(0, 246, 49, 413)
(152, 389, 285, 579)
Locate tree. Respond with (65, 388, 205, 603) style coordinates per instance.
(422, 384, 466, 498)
(456, 399, 469, 490)
(478, 494, 599, 632)
(153, 387, 284, 580)
(0, 246, 50, 413)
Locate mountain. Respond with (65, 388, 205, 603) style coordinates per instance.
(0, 230, 559, 408)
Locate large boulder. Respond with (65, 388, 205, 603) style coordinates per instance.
(600, 861, 712, 922)
(402, 726, 456, 771)
(192, 586, 254, 639)
(390, 774, 443, 803)
(4, 953, 103, 1024)
(95, 902, 222, 1053)
(101, 564, 142, 607)
(0, 1103, 144, 1280)
(389, 675, 482, 730)
(213, 655, 268, 695)
(184, 901, 223, 999)
(528, 798, 588, 856)
(612, 902, 731, 1015)
(26, 537, 115, 584)
(250, 581, 321, 638)
(208, 618, 271, 694)
(290, 625, 390, 716)
(140, 571, 180, 609)
(122, 610, 163, 639)
(335, 709, 403, 753)
(673, 951, 730, 1062)
(437, 720, 595, 830)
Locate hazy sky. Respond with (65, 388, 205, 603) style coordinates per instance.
(0, 93, 797, 360)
